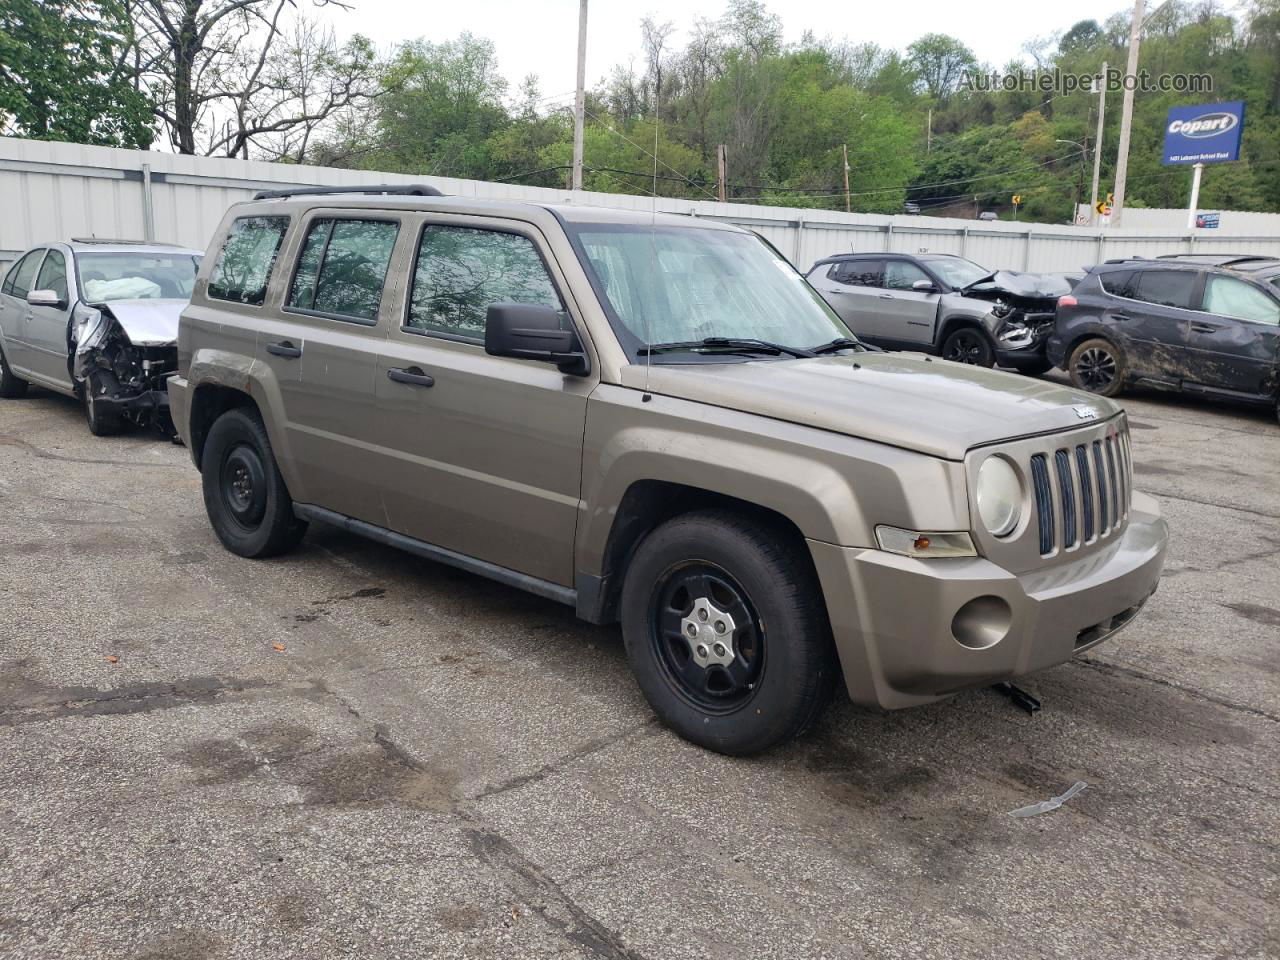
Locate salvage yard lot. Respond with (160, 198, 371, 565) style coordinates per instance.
(1, 384, 1277, 960)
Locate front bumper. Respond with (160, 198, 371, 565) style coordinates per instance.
(809, 491, 1167, 709)
(167, 374, 196, 463)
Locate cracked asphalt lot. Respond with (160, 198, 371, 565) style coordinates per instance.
(1, 383, 1277, 960)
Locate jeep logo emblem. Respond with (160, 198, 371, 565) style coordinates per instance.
(1167, 112, 1238, 139)
(1074, 405, 1098, 420)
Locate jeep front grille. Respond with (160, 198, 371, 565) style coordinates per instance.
(1031, 427, 1131, 557)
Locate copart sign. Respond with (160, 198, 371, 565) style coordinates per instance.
(1162, 101, 1245, 165)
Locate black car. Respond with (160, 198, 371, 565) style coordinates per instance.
(806, 253, 1073, 374)
(1048, 255, 1280, 421)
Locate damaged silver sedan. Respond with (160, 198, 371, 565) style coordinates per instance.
(0, 239, 202, 435)
(807, 253, 1077, 373)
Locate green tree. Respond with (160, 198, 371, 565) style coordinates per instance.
(0, 0, 154, 146)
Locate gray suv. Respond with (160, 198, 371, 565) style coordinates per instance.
(171, 186, 1168, 755)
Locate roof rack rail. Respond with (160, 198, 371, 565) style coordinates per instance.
(251, 184, 445, 201)
(70, 237, 183, 246)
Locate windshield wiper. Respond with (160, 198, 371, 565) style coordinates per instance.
(809, 337, 866, 355)
(639, 337, 815, 358)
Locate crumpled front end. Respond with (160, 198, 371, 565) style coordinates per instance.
(963, 271, 1074, 370)
(73, 306, 177, 433)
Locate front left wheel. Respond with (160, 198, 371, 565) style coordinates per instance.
(83, 370, 124, 436)
(940, 327, 995, 367)
(201, 407, 307, 558)
(619, 510, 837, 756)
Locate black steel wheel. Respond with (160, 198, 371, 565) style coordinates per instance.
(219, 443, 269, 533)
(650, 561, 765, 714)
(620, 510, 837, 755)
(1068, 337, 1126, 397)
(941, 327, 995, 367)
(201, 406, 307, 558)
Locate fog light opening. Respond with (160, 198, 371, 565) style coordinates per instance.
(951, 596, 1013, 650)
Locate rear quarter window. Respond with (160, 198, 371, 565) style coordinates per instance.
(208, 215, 290, 306)
(1098, 270, 1134, 298)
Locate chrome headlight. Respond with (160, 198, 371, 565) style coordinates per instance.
(976, 456, 1023, 537)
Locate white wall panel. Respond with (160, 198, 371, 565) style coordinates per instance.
(2, 136, 1278, 277)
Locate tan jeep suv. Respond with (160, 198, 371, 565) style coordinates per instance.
(170, 185, 1168, 755)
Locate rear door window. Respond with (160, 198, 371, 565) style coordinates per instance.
(1133, 269, 1197, 309)
(833, 260, 884, 287)
(287, 218, 399, 323)
(1202, 275, 1280, 326)
(208, 216, 290, 306)
(405, 225, 563, 340)
(35, 249, 68, 301)
(5, 250, 44, 299)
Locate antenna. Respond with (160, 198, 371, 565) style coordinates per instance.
(642, 87, 661, 401)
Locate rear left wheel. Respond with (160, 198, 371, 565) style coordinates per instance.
(0, 344, 28, 399)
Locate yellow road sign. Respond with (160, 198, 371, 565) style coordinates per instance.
(1012, 195, 1022, 205)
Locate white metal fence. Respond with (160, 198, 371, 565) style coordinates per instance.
(4, 136, 1279, 274)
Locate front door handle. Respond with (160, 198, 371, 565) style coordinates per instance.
(1190, 323, 1217, 334)
(387, 366, 435, 387)
(878, 293, 894, 300)
(266, 340, 302, 358)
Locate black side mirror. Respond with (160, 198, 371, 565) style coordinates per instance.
(485, 303, 590, 376)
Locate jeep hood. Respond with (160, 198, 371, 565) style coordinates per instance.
(91, 298, 185, 346)
(621, 352, 1118, 460)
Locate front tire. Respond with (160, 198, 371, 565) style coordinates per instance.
(0, 344, 28, 399)
(1068, 337, 1126, 397)
(201, 407, 307, 558)
(619, 510, 837, 756)
(83, 370, 124, 436)
(940, 327, 995, 367)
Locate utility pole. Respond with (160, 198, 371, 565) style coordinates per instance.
(1090, 60, 1107, 225)
(1111, 0, 1144, 227)
(571, 0, 588, 191)
(1186, 162, 1204, 229)
(842, 144, 851, 213)
(717, 144, 727, 202)
(926, 108, 932, 153)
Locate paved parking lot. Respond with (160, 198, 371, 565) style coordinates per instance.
(1, 382, 1277, 960)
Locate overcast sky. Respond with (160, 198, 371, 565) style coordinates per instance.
(332, 0, 1132, 106)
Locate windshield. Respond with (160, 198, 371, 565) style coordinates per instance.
(570, 225, 852, 358)
(77, 252, 201, 302)
(925, 257, 991, 290)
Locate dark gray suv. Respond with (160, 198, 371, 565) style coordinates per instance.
(1048, 254, 1280, 421)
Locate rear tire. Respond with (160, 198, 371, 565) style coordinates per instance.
(1068, 337, 1126, 397)
(619, 510, 837, 756)
(940, 327, 995, 367)
(0, 344, 28, 399)
(201, 407, 307, 558)
(83, 370, 124, 436)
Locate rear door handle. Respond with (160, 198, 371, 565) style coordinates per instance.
(878, 293, 894, 300)
(266, 340, 302, 358)
(1111, 313, 1131, 322)
(387, 366, 434, 387)
(1190, 323, 1217, 334)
